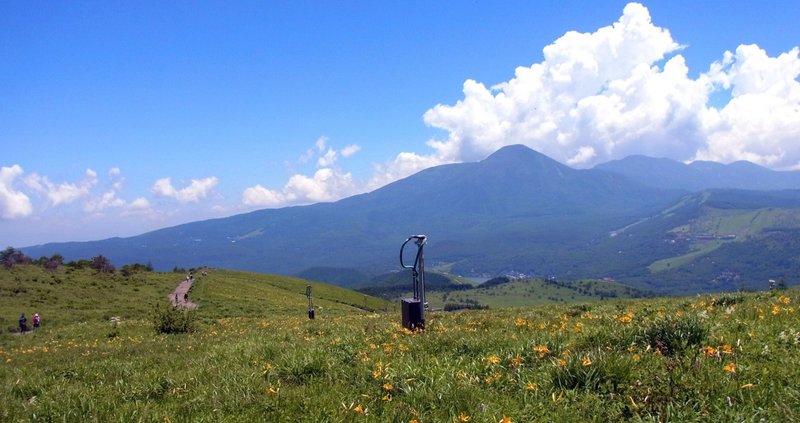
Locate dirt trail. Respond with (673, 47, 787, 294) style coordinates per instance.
(169, 279, 198, 309)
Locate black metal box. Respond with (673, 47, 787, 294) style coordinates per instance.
(401, 298, 424, 329)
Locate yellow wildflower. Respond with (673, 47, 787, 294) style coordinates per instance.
(556, 358, 567, 367)
(500, 416, 513, 423)
(772, 305, 781, 315)
(532, 344, 550, 357)
(526, 382, 538, 391)
(383, 383, 393, 391)
(486, 354, 501, 365)
(723, 362, 737, 373)
(702, 346, 718, 358)
(632, 354, 641, 362)
(459, 412, 471, 422)
(581, 356, 592, 366)
(267, 386, 280, 395)
(779, 296, 791, 304)
(353, 405, 365, 414)
(721, 345, 733, 354)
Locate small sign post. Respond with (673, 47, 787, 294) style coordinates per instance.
(306, 285, 315, 319)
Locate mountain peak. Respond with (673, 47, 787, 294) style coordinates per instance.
(482, 144, 568, 170)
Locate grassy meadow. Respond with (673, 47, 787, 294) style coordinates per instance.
(2, 265, 799, 422)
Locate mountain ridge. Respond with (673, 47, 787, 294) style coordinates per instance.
(20, 145, 800, 294)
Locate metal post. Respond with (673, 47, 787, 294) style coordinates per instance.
(400, 234, 427, 329)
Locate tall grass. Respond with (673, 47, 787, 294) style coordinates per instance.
(1, 266, 799, 421)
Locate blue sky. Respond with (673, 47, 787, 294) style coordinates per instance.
(2, 1, 799, 247)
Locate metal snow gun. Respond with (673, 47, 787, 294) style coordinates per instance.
(400, 234, 427, 330)
(306, 285, 315, 320)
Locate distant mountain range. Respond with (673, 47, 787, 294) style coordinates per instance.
(595, 155, 800, 191)
(22, 145, 800, 295)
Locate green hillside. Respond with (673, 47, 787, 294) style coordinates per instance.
(649, 206, 800, 273)
(427, 278, 653, 309)
(0, 265, 390, 332)
(2, 263, 798, 421)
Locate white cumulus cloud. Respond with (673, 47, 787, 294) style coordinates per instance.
(24, 168, 98, 206)
(364, 2, 800, 172)
(695, 45, 800, 168)
(243, 168, 358, 207)
(151, 176, 219, 203)
(243, 137, 363, 207)
(0, 165, 33, 219)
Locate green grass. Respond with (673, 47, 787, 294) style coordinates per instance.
(2, 265, 800, 421)
(648, 240, 725, 273)
(425, 278, 649, 309)
(649, 207, 800, 273)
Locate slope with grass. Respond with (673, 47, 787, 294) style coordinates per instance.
(0, 266, 391, 333)
(3, 264, 799, 421)
(426, 278, 654, 309)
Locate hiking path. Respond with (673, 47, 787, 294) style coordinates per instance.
(169, 279, 198, 309)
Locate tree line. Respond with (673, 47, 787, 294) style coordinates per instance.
(1, 246, 153, 276)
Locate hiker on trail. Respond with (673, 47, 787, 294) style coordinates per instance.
(184, 293, 188, 303)
(175, 293, 178, 303)
(19, 314, 27, 333)
(33, 313, 40, 330)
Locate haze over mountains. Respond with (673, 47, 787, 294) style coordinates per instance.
(21, 145, 800, 294)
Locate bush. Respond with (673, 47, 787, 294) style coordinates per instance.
(152, 304, 197, 334)
(549, 352, 631, 393)
(637, 315, 707, 356)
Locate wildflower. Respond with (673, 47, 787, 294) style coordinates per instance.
(618, 315, 632, 324)
(383, 383, 394, 391)
(581, 356, 592, 366)
(721, 345, 733, 354)
(526, 382, 538, 391)
(486, 354, 501, 365)
(532, 344, 550, 358)
(353, 405, 365, 414)
(410, 420, 419, 423)
(500, 416, 513, 423)
(267, 386, 280, 395)
(459, 412, 471, 422)
(556, 358, 567, 367)
(631, 354, 641, 362)
(779, 296, 791, 304)
(772, 305, 781, 315)
(723, 362, 737, 373)
(382, 394, 392, 401)
(509, 356, 523, 368)
(702, 346, 718, 358)
(515, 318, 527, 327)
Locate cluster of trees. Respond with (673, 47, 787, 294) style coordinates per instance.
(443, 299, 488, 311)
(1, 246, 153, 276)
(1, 246, 32, 269)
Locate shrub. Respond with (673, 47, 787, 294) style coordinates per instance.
(152, 303, 197, 334)
(549, 352, 631, 393)
(637, 315, 707, 356)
